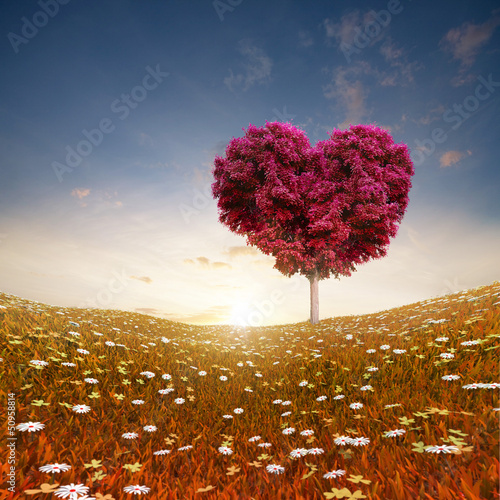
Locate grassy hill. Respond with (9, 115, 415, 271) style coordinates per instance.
(1, 282, 499, 499)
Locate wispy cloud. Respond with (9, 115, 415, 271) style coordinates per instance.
(71, 188, 90, 200)
(406, 227, 432, 255)
(323, 64, 370, 128)
(298, 29, 314, 47)
(440, 150, 472, 168)
(184, 256, 231, 270)
(131, 275, 153, 284)
(135, 307, 160, 315)
(103, 191, 123, 209)
(212, 261, 232, 269)
(323, 9, 394, 53)
(323, 11, 379, 46)
(71, 188, 91, 207)
(223, 246, 261, 259)
(70, 188, 123, 209)
(379, 39, 422, 85)
(138, 132, 154, 146)
(439, 10, 500, 85)
(322, 40, 420, 128)
(413, 105, 446, 126)
(224, 40, 273, 93)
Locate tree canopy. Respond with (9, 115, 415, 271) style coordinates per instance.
(212, 121, 414, 282)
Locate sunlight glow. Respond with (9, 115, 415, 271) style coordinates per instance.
(229, 301, 254, 327)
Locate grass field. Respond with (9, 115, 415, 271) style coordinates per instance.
(1, 282, 499, 499)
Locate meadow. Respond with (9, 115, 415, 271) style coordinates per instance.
(1, 282, 499, 499)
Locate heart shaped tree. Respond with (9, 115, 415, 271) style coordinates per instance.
(211, 122, 414, 324)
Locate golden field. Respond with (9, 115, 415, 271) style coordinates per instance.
(1, 282, 499, 499)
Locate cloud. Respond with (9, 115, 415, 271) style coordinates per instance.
(71, 188, 91, 207)
(298, 29, 314, 47)
(379, 40, 403, 61)
(250, 258, 275, 267)
(138, 132, 153, 146)
(439, 11, 500, 85)
(414, 105, 446, 126)
(323, 10, 390, 49)
(135, 307, 159, 315)
(131, 275, 153, 284)
(406, 226, 432, 255)
(196, 256, 210, 267)
(323, 11, 365, 46)
(184, 248, 272, 269)
(100, 190, 123, 209)
(323, 11, 420, 87)
(224, 40, 273, 93)
(70, 188, 122, 208)
(183, 256, 232, 270)
(379, 39, 421, 85)
(192, 166, 212, 189)
(223, 246, 261, 259)
(440, 12, 500, 68)
(322, 47, 420, 128)
(212, 261, 232, 269)
(439, 150, 472, 168)
(71, 188, 90, 200)
(323, 65, 368, 128)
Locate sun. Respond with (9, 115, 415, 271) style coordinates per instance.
(229, 300, 254, 326)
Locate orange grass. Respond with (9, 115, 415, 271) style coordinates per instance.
(1, 282, 499, 499)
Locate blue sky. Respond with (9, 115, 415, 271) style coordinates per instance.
(1, 0, 499, 326)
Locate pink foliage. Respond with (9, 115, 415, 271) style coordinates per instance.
(211, 121, 414, 281)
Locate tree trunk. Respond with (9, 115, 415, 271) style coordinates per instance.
(309, 269, 319, 325)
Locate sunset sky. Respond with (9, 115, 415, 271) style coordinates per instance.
(1, 0, 499, 326)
